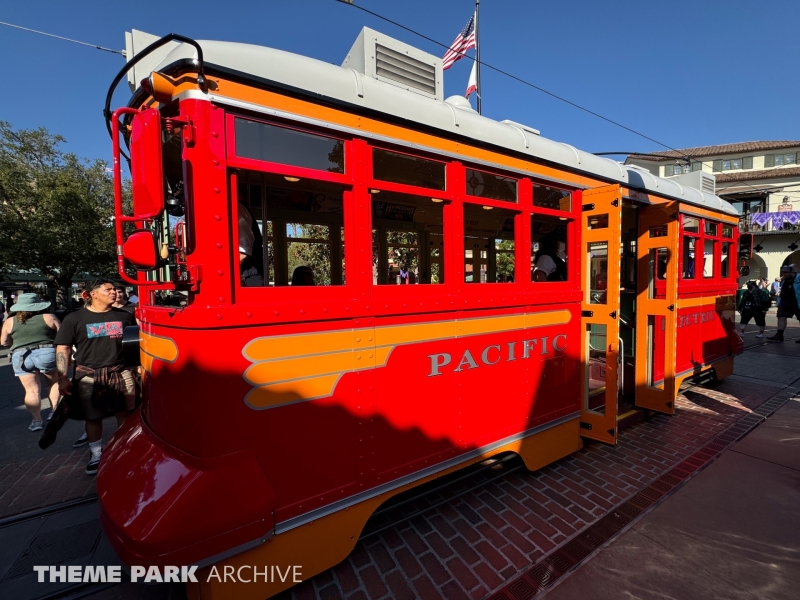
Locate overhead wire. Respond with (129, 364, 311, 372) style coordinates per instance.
(0, 20, 124, 55)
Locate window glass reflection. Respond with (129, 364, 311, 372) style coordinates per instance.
(683, 216, 700, 233)
(466, 168, 517, 202)
(372, 149, 446, 190)
(533, 185, 571, 211)
(235, 118, 344, 173)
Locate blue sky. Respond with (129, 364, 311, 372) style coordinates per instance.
(1, 0, 798, 165)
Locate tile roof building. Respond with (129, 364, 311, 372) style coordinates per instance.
(625, 142, 800, 284)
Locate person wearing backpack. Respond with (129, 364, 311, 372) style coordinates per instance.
(738, 280, 769, 339)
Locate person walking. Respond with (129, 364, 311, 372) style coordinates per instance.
(738, 281, 769, 339)
(0, 293, 61, 431)
(770, 277, 781, 306)
(767, 265, 800, 343)
(54, 278, 136, 474)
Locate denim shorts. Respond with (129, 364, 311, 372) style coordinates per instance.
(12, 347, 57, 377)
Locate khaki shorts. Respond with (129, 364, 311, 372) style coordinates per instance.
(75, 369, 136, 421)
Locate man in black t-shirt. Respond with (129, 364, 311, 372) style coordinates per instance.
(54, 278, 136, 475)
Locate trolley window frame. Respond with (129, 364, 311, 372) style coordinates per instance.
(225, 111, 583, 312)
(226, 113, 357, 304)
(677, 212, 737, 296)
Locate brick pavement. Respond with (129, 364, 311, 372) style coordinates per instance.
(274, 374, 785, 600)
(0, 448, 97, 519)
(0, 361, 111, 519)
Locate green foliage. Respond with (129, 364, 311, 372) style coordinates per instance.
(0, 122, 124, 306)
(496, 238, 515, 280)
(286, 223, 338, 286)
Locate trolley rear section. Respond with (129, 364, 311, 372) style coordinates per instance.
(99, 30, 741, 599)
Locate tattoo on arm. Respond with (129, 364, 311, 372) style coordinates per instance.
(56, 346, 71, 377)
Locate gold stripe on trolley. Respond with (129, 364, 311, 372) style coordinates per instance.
(242, 310, 573, 410)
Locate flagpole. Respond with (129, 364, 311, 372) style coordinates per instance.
(475, 0, 481, 114)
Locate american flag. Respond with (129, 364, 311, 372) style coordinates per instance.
(442, 13, 476, 71)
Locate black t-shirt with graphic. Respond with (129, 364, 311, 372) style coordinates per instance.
(781, 277, 798, 309)
(54, 307, 135, 369)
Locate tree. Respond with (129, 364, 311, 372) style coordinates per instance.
(0, 122, 120, 307)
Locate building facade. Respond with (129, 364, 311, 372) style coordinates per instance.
(627, 141, 800, 285)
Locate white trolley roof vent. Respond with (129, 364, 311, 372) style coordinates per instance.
(670, 171, 716, 196)
(342, 27, 443, 100)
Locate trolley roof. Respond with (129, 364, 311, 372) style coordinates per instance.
(134, 29, 738, 217)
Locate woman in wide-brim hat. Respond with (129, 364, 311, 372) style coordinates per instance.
(0, 293, 62, 431)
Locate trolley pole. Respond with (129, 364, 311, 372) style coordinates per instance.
(475, 0, 481, 114)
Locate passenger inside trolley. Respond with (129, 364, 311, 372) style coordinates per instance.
(291, 266, 315, 286)
(235, 169, 346, 287)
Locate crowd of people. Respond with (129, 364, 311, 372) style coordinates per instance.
(0, 281, 139, 475)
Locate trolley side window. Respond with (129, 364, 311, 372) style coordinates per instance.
(703, 239, 716, 278)
(532, 214, 570, 283)
(681, 214, 700, 280)
(234, 118, 345, 173)
(372, 149, 446, 190)
(463, 203, 517, 284)
(370, 191, 445, 285)
(721, 242, 731, 278)
(236, 170, 347, 287)
(682, 236, 697, 279)
(534, 184, 572, 212)
(465, 168, 517, 203)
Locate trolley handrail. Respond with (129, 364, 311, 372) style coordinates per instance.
(104, 33, 205, 142)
